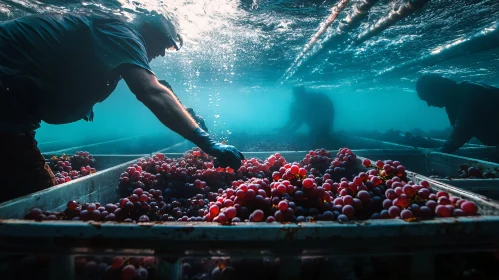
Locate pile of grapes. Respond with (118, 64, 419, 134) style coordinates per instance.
(429, 164, 497, 180)
(48, 151, 97, 184)
(73, 256, 157, 280)
(25, 148, 480, 223)
(457, 165, 496, 179)
(72, 255, 274, 280)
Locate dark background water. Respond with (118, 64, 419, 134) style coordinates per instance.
(1, 0, 498, 149)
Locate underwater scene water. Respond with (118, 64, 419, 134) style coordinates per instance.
(1, 0, 498, 152)
(4, 2, 499, 280)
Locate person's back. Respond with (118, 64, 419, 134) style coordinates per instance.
(445, 81, 499, 146)
(298, 91, 334, 131)
(0, 13, 150, 132)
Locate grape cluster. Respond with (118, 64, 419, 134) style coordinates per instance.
(324, 148, 361, 182)
(48, 151, 96, 184)
(301, 149, 333, 175)
(458, 165, 496, 179)
(25, 148, 481, 223)
(74, 256, 157, 280)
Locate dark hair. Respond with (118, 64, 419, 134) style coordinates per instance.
(416, 74, 457, 99)
(133, 13, 183, 50)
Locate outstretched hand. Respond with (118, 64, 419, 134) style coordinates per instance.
(206, 143, 245, 170)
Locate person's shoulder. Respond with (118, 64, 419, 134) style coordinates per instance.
(458, 81, 499, 93)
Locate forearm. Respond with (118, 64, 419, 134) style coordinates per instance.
(439, 127, 472, 154)
(137, 88, 199, 139)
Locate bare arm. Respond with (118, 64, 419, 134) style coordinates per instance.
(121, 66, 198, 139)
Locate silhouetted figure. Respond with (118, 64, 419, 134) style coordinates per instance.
(416, 74, 499, 153)
(278, 85, 335, 149)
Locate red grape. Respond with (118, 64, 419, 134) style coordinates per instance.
(266, 216, 276, 223)
(388, 206, 400, 218)
(420, 180, 430, 188)
(382, 199, 392, 210)
(400, 209, 413, 219)
(121, 265, 136, 280)
(342, 205, 355, 219)
(333, 198, 344, 206)
(342, 195, 354, 206)
(417, 188, 430, 199)
(438, 197, 450, 205)
(461, 201, 478, 215)
(435, 205, 451, 217)
(357, 190, 370, 202)
(426, 200, 437, 210)
(302, 178, 314, 189)
(225, 207, 236, 219)
(252, 210, 264, 222)
(278, 201, 288, 212)
(402, 185, 415, 197)
(67, 200, 78, 210)
(453, 209, 466, 217)
(437, 191, 449, 198)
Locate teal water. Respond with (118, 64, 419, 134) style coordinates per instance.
(1, 0, 498, 148)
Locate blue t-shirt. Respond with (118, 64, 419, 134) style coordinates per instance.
(0, 13, 153, 133)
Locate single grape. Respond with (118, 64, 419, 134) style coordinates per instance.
(357, 190, 370, 202)
(252, 210, 264, 222)
(436, 191, 449, 198)
(382, 199, 392, 210)
(400, 209, 413, 219)
(342, 205, 355, 219)
(461, 201, 478, 215)
(380, 210, 391, 219)
(438, 196, 450, 205)
(67, 200, 78, 210)
(435, 205, 451, 217)
(337, 214, 349, 223)
(138, 215, 149, 222)
(342, 195, 354, 206)
(225, 207, 236, 219)
(278, 201, 288, 212)
(388, 206, 401, 218)
(266, 216, 276, 223)
(426, 200, 437, 210)
(121, 265, 136, 280)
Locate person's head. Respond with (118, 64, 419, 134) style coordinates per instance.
(416, 74, 458, 108)
(133, 13, 183, 61)
(292, 85, 306, 99)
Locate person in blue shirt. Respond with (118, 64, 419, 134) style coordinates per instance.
(416, 74, 499, 153)
(0, 12, 244, 202)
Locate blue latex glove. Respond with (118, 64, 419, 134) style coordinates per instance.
(188, 127, 244, 170)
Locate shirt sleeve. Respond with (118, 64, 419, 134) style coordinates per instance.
(91, 19, 154, 75)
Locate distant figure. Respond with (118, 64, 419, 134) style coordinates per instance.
(416, 74, 499, 153)
(278, 85, 335, 148)
(0, 12, 244, 202)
